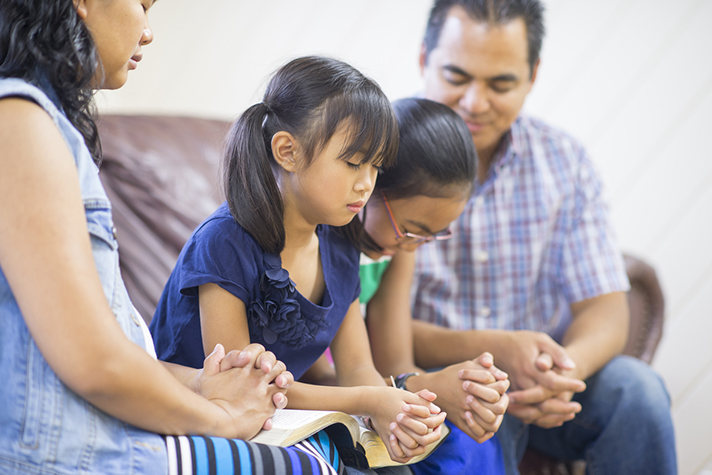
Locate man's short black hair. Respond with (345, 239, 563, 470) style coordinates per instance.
(423, 0, 545, 75)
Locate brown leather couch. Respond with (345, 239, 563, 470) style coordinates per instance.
(97, 114, 666, 474)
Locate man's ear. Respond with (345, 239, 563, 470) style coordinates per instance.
(529, 58, 541, 86)
(419, 42, 428, 76)
(74, 0, 88, 20)
(271, 131, 298, 173)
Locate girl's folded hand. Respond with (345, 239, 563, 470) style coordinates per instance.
(368, 387, 446, 463)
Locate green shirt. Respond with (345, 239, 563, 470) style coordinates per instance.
(359, 253, 392, 304)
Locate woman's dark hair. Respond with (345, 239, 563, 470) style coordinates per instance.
(0, 0, 101, 164)
(223, 55, 399, 255)
(360, 98, 477, 253)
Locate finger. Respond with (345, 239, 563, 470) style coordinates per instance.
(262, 417, 273, 431)
(539, 342, 576, 371)
(508, 386, 553, 406)
(265, 360, 288, 383)
(203, 343, 226, 377)
(535, 352, 554, 372)
(272, 392, 288, 410)
(458, 369, 497, 385)
(537, 397, 582, 416)
(486, 379, 510, 395)
(475, 352, 494, 368)
(395, 413, 430, 436)
(240, 343, 266, 364)
(487, 363, 509, 381)
(532, 411, 576, 428)
(388, 434, 407, 461)
(462, 380, 501, 404)
(274, 370, 294, 389)
(465, 395, 497, 424)
(463, 411, 487, 438)
(256, 351, 277, 373)
(389, 422, 419, 451)
(534, 371, 586, 394)
(506, 403, 544, 425)
(479, 392, 509, 416)
(395, 422, 443, 451)
(401, 402, 434, 419)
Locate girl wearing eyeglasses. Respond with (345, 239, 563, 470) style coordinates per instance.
(305, 98, 510, 475)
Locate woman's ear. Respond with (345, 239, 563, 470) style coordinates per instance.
(271, 131, 298, 173)
(74, 0, 89, 20)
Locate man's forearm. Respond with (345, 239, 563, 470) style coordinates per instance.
(412, 320, 513, 368)
(563, 291, 629, 381)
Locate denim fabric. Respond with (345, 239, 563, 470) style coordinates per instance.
(0, 78, 167, 474)
(498, 356, 677, 475)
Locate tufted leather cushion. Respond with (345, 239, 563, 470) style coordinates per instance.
(98, 114, 230, 322)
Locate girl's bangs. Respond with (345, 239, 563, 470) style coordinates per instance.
(317, 90, 399, 169)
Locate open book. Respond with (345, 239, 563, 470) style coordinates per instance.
(250, 409, 449, 468)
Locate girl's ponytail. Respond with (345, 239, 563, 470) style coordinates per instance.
(223, 102, 285, 255)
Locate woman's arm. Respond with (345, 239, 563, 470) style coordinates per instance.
(0, 99, 282, 440)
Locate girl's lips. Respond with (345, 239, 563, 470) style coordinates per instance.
(347, 200, 365, 213)
(129, 53, 142, 70)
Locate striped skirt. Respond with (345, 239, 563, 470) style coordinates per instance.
(165, 430, 344, 475)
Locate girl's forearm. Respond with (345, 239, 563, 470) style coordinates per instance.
(285, 381, 380, 417)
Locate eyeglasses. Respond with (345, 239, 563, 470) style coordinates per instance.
(380, 191, 453, 244)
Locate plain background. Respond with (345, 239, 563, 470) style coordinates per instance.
(97, 1, 712, 473)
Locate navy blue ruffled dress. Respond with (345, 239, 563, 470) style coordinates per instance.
(150, 202, 360, 380)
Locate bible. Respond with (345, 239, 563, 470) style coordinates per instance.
(250, 409, 449, 468)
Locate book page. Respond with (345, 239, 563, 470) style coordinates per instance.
(250, 409, 358, 447)
(269, 409, 339, 430)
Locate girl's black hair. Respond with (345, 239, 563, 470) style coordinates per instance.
(378, 97, 476, 198)
(223, 55, 399, 255)
(360, 98, 477, 253)
(0, 0, 101, 164)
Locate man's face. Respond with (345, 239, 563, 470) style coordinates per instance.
(421, 6, 538, 160)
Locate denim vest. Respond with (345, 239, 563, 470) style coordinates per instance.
(0, 78, 167, 475)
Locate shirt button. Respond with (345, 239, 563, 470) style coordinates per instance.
(475, 196, 485, 207)
(475, 250, 489, 262)
(112, 226, 118, 240)
(479, 306, 491, 317)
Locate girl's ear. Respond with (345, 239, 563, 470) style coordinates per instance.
(74, 0, 89, 20)
(271, 131, 299, 173)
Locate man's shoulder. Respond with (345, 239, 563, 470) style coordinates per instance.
(512, 115, 591, 175)
(514, 114, 586, 152)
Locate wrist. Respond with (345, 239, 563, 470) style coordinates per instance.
(393, 371, 421, 391)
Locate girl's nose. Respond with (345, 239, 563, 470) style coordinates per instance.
(140, 26, 153, 46)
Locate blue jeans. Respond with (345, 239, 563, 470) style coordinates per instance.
(498, 356, 677, 475)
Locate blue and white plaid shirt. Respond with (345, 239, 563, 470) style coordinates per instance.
(412, 115, 630, 341)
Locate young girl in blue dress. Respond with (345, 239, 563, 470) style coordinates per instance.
(151, 56, 447, 467)
(304, 97, 509, 474)
(0, 1, 351, 474)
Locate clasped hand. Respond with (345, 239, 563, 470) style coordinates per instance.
(368, 387, 446, 464)
(501, 332, 587, 428)
(197, 343, 294, 439)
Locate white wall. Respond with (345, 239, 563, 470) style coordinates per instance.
(99, 1, 712, 472)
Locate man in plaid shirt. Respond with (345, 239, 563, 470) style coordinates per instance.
(411, 0, 677, 473)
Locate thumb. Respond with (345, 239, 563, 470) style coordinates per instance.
(475, 352, 494, 368)
(202, 343, 226, 378)
(544, 345, 576, 371)
(535, 352, 554, 371)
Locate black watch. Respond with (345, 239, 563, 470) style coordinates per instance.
(393, 372, 420, 390)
